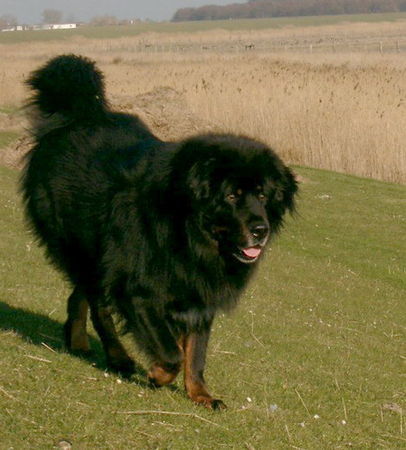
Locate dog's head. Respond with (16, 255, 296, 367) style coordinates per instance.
(173, 134, 298, 265)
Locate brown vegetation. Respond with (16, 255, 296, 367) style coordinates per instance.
(0, 20, 405, 183)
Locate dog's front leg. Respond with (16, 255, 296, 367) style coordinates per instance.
(182, 327, 226, 410)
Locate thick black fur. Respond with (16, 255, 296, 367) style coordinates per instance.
(21, 55, 298, 408)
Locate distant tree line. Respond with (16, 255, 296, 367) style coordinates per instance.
(172, 0, 406, 22)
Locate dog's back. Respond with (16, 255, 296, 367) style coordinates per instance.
(21, 55, 155, 284)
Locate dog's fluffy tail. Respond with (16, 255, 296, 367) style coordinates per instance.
(26, 54, 107, 122)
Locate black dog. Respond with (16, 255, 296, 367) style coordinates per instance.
(21, 55, 298, 409)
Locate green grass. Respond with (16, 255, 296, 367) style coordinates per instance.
(0, 165, 404, 448)
(1, 12, 406, 44)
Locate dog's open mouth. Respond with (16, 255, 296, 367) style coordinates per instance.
(233, 245, 263, 264)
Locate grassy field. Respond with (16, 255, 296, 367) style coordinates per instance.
(0, 164, 404, 448)
(1, 12, 406, 44)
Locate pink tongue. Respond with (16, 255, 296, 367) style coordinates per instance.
(242, 247, 262, 259)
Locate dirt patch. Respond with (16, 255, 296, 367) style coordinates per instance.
(0, 111, 27, 132)
(0, 108, 30, 169)
(0, 135, 32, 169)
(111, 86, 213, 141)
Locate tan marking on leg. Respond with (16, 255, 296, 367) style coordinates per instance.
(148, 362, 181, 386)
(183, 333, 226, 410)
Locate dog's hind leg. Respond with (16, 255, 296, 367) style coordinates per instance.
(89, 301, 135, 376)
(64, 287, 90, 354)
(140, 316, 182, 386)
(182, 328, 226, 410)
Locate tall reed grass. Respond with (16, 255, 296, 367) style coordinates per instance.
(0, 21, 405, 183)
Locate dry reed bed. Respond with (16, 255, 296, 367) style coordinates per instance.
(1, 22, 405, 183)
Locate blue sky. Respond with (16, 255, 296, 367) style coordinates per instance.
(0, 0, 245, 24)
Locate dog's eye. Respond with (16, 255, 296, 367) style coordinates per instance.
(226, 193, 237, 202)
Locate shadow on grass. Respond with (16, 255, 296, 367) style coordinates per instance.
(0, 300, 166, 390)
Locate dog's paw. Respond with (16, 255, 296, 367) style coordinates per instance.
(192, 395, 227, 410)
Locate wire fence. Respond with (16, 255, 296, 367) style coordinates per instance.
(130, 39, 406, 55)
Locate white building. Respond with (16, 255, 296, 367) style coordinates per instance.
(50, 23, 77, 30)
(2, 23, 78, 32)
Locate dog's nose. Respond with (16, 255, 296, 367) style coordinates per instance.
(249, 222, 269, 241)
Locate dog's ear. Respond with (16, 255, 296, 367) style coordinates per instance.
(265, 165, 298, 224)
(278, 166, 298, 213)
